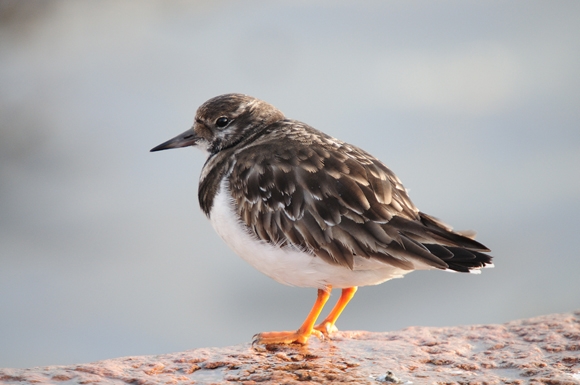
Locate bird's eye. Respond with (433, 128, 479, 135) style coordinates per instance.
(215, 117, 230, 128)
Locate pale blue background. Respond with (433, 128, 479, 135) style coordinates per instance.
(1, 0, 579, 368)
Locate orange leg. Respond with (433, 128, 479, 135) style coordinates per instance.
(314, 286, 357, 336)
(253, 287, 331, 345)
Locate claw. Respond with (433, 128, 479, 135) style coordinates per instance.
(251, 334, 260, 347)
(253, 330, 312, 345)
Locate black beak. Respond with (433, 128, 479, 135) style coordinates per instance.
(150, 127, 198, 152)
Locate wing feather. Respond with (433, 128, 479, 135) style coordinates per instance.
(227, 122, 492, 272)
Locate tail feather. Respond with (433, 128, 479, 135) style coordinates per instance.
(419, 212, 490, 252)
(424, 244, 493, 272)
(388, 212, 493, 273)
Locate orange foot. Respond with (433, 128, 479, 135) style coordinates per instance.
(253, 328, 324, 345)
(253, 288, 330, 346)
(251, 287, 358, 346)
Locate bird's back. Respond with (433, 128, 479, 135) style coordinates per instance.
(220, 119, 491, 274)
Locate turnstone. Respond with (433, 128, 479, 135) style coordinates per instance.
(151, 93, 493, 345)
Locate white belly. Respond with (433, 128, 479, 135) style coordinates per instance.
(208, 180, 414, 289)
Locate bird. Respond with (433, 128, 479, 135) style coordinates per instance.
(151, 93, 493, 345)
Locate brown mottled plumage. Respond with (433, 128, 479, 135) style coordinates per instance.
(151, 93, 493, 345)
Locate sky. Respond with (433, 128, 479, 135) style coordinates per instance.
(1, 0, 579, 368)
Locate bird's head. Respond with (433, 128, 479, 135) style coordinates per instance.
(150, 93, 285, 154)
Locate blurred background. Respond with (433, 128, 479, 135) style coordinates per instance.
(1, 0, 579, 369)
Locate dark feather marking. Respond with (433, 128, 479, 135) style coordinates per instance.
(258, 165, 275, 190)
(269, 186, 289, 211)
(254, 212, 270, 242)
(319, 175, 340, 198)
(335, 176, 370, 214)
(244, 168, 261, 203)
(330, 225, 369, 257)
(273, 167, 295, 195)
(293, 214, 321, 249)
(388, 215, 485, 250)
(313, 197, 341, 226)
(368, 251, 415, 270)
(259, 210, 277, 243)
(337, 217, 385, 252)
(274, 213, 302, 245)
(301, 211, 328, 246)
(447, 247, 493, 267)
(315, 247, 338, 267)
(420, 212, 490, 251)
(444, 247, 476, 261)
(198, 151, 235, 215)
(312, 145, 331, 160)
(423, 243, 454, 260)
(358, 183, 394, 222)
(342, 209, 366, 224)
(295, 168, 325, 200)
(322, 241, 355, 269)
(323, 153, 349, 178)
(363, 221, 396, 245)
(368, 174, 392, 205)
(286, 186, 304, 220)
(399, 236, 449, 269)
(299, 150, 324, 172)
(219, 117, 492, 273)
(344, 158, 370, 185)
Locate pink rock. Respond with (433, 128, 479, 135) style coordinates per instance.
(2, 311, 579, 384)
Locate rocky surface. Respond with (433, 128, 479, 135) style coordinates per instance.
(2, 311, 580, 384)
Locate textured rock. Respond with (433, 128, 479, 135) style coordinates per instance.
(2, 311, 580, 384)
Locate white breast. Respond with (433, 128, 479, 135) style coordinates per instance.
(208, 179, 415, 289)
